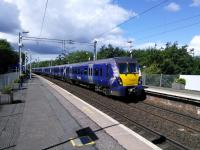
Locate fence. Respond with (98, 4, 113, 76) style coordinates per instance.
(142, 74, 179, 88)
(0, 72, 19, 90)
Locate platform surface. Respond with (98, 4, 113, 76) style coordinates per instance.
(145, 86, 200, 102)
(15, 76, 125, 150)
(0, 84, 25, 150)
(37, 75, 161, 150)
(1, 75, 161, 150)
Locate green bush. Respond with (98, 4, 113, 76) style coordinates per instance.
(2, 85, 12, 94)
(21, 74, 26, 77)
(175, 78, 186, 85)
(14, 78, 20, 83)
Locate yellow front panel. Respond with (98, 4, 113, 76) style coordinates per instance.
(119, 74, 139, 86)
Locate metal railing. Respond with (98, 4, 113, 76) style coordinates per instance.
(0, 72, 19, 90)
(142, 74, 179, 88)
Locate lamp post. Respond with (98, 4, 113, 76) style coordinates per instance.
(24, 51, 28, 73)
(37, 57, 40, 68)
(18, 31, 29, 77)
(28, 49, 32, 80)
(127, 41, 133, 58)
(93, 41, 97, 61)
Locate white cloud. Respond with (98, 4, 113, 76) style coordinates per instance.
(165, 2, 180, 12)
(190, 0, 200, 7)
(31, 53, 58, 62)
(0, 1, 21, 33)
(188, 35, 200, 56)
(2, 0, 134, 41)
(0, 32, 17, 43)
(135, 41, 165, 49)
(96, 34, 134, 50)
(0, 0, 136, 60)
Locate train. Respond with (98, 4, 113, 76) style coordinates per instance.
(33, 57, 145, 98)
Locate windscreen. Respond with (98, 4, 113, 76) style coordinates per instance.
(118, 63, 138, 74)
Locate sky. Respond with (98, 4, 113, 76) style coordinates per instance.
(0, 0, 200, 61)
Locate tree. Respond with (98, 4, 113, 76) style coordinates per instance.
(63, 51, 93, 64)
(143, 63, 161, 74)
(191, 57, 200, 75)
(0, 39, 19, 74)
(33, 42, 200, 75)
(161, 43, 193, 74)
(97, 44, 127, 59)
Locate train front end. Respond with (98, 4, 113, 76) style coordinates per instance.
(110, 58, 144, 98)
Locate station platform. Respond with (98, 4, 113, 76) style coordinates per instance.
(145, 86, 200, 103)
(0, 75, 161, 150)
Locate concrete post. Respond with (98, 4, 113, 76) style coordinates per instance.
(93, 41, 97, 61)
(160, 74, 163, 87)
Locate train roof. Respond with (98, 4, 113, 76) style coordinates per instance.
(69, 57, 137, 66)
(33, 57, 137, 69)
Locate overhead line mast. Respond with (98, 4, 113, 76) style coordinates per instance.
(39, 0, 49, 37)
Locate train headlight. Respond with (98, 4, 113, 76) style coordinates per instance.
(117, 77, 123, 85)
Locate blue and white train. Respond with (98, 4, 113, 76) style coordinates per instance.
(33, 57, 145, 97)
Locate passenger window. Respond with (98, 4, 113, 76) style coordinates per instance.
(94, 68, 99, 76)
(106, 64, 110, 78)
(84, 68, 88, 75)
(100, 68, 102, 76)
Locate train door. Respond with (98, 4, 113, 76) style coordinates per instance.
(88, 64, 93, 84)
(106, 64, 112, 86)
(69, 66, 73, 79)
(63, 66, 66, 78)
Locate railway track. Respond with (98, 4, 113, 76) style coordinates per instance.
(127, 102, 200, 133)
(43, 76, 200, 150)
(73, 91, 191, 150)
(140, 101, 200, 121)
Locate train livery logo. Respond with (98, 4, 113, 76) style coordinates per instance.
(63, 68, 66, 76)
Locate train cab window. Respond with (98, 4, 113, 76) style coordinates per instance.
(118, 63, 128, 74)
(91, 68, 93, 76)
(129, 63, 138, 73)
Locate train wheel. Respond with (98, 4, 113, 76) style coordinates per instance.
(103, 88, 110, 96)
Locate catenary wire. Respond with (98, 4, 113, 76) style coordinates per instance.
(131, 13, 200, 35)
(92, 0, 169, 40)
(136, 20, 200, 42)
